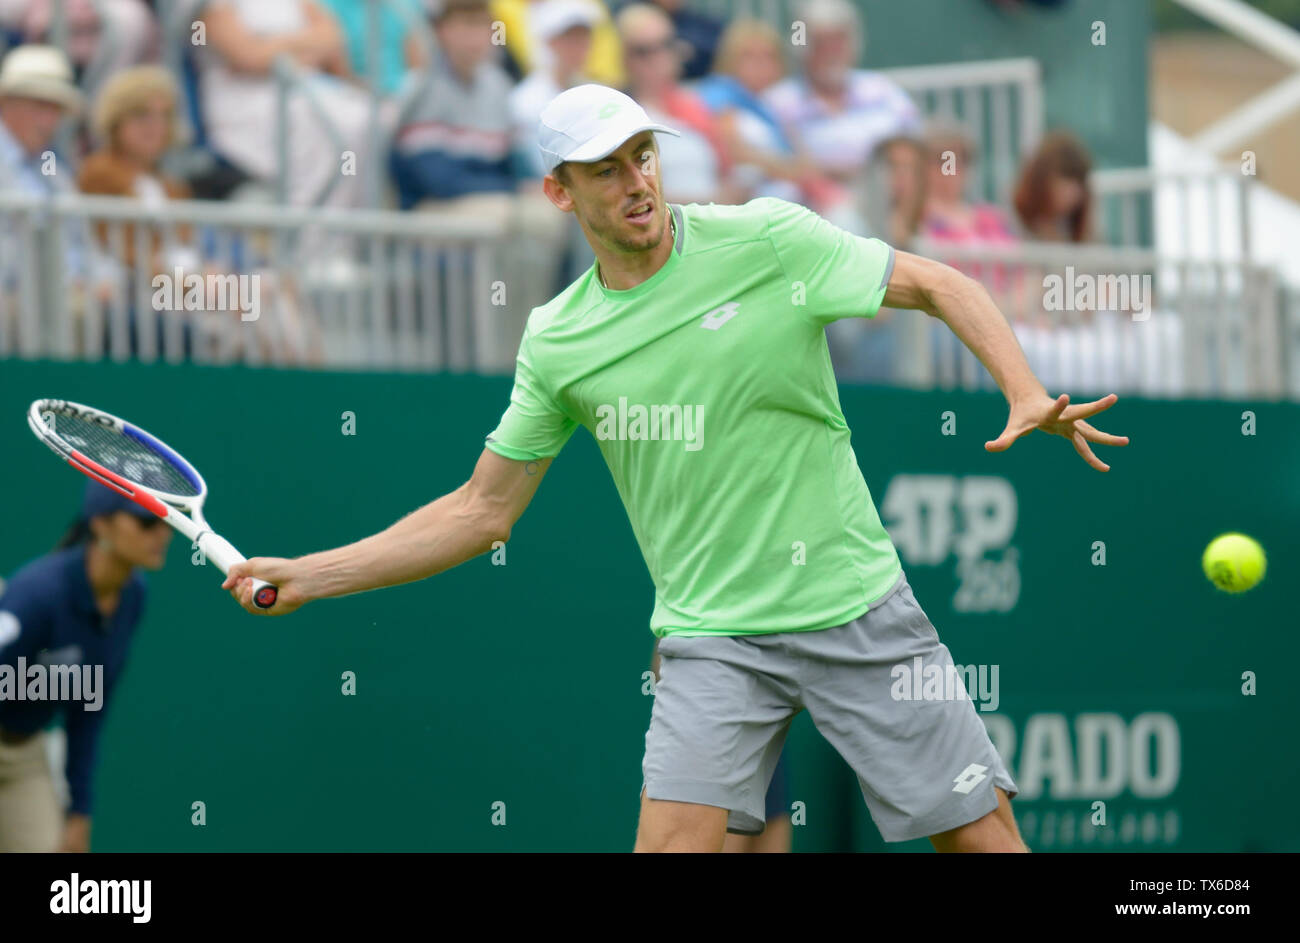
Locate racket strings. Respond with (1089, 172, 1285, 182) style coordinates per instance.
(55, 415, 200, 498)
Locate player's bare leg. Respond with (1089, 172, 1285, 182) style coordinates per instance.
(929, 787, 1028, 853)
(634, 790, 728, 852)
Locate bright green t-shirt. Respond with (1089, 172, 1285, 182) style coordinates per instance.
(486, 197, 903, 637)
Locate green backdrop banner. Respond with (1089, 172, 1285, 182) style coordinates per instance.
(1, 361, 1295, 851)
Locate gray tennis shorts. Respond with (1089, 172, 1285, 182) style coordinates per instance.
(642, 570, 1017, 841)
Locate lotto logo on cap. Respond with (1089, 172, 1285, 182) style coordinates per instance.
(538, 85, 679, 173)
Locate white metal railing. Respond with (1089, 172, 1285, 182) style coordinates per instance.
(1286, 284, 1300, 399)
(1093, 165, 1255, 261)
(897, 239, 1291, 400)
(0, 191, 516, 371)
(4, 192, 1296, 400)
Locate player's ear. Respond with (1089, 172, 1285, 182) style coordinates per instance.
(543, 171, 575, 214)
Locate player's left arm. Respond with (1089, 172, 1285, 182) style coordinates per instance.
(883, 250, 1130, 472)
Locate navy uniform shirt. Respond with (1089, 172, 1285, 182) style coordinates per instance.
(0, 545, 146, 816)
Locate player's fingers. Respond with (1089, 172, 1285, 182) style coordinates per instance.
(240, 578, 265, 616)
(222, 560, 256, 590)
(986, 417, 1032, 450)
(984, 426, 1016, 451)
(229, 576, 255, 615)
(1059, 393, 1117, 422)
(1076, 420, 1129, 447)
(1073, 429, 1109, 472)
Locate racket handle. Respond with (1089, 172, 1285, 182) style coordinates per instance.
(200, 532, 279, 610)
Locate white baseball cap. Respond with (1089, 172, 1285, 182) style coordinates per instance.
(538, 84, 679, 174)
(532, 0, 601, 42)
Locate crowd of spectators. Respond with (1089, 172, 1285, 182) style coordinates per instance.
(0, 0, 1117, 382)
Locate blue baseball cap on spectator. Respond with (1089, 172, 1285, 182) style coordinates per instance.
(81, 480, 157, 522)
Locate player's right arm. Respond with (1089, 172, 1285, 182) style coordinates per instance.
(222, 449, 552, 615)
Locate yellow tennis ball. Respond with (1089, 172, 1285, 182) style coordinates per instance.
(1202, 533, 1267, 593)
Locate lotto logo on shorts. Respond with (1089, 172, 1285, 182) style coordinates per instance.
(952, 763, 989, 794)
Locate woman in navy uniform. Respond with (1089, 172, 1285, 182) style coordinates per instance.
(0, 481, 170, 852)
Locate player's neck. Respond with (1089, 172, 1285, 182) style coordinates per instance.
(594, 212, 675, 292)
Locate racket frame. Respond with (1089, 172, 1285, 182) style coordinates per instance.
(27, 399, 277, 608)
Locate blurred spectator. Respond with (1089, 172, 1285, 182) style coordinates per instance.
(616, 2, 738, 205)
(391, 0, 514, 207)
(758, 0, 919, 384)
(1012, 130, 1094, 242)
(0, 0, 157, 86)
(318, 0, 425, 97)
(763, 0, 919, 228)
(832, 133, 933, 387)
(857, 134, 927, 249)
(1007, 131, 1174, 395)
(0, 45, 114, 305)
(194, 0, 373, 207)
(396, 0, 566, 368)
(492, 0, 624, 87)
(510, 0, 600, 180)
(636, 0, 722, 81)
(913, 126, 1020, 392)
(75, 65, 319, 364)
(921, 124, 1017, 246)
(694, 19, 837, 209)
(78, 66, 197, 275)
(0, 45, 81, 181)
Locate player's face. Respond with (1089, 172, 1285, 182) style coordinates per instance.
(561, 133, 668, 254)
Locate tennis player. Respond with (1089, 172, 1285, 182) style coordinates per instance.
(224, 85, 1128, 852)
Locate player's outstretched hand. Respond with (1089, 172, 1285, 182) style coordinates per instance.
(222, 558, 307, 616)
(985, 392, 1129, 472)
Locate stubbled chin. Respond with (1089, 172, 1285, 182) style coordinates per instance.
(623, 229, 662, 250)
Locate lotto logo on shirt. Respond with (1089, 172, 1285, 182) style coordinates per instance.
(594, 397, 705, 452)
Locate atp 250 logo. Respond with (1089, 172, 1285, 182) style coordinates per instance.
(880, 475, 1019, 613)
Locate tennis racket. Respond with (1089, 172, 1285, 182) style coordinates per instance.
(27, 399, 278, 609)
